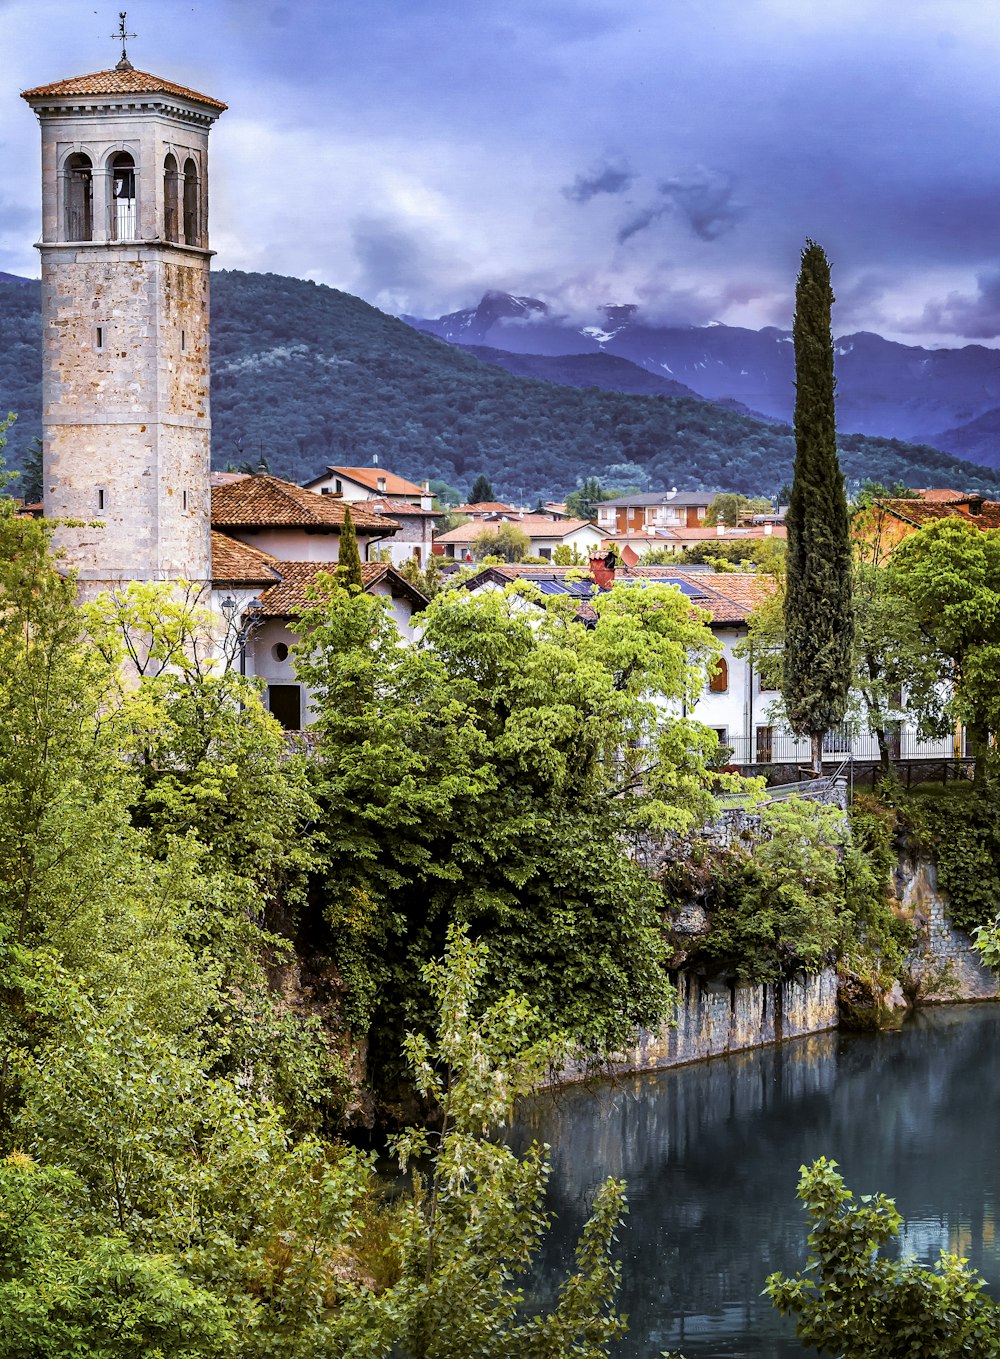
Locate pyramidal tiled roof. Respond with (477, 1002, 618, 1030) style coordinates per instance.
(211, 475, 399, 532)
(21, 67, 227, 111)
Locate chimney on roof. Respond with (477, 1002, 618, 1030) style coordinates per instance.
(590, 551, 617, 589)
(665, 487, 677, 500)
(716, 523, 726, 536)
(764, 523, 773, 536)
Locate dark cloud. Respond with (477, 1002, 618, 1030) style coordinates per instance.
(903, 271, 1000, 340)
(351, 215, 430, 295)
(617, 168, 744, 244)
(563, 157, 635, 203)
(657, 168, 744, 241)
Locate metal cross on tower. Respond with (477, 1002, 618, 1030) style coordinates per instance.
(112, 11, 136, 70)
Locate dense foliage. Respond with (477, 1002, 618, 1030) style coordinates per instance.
(898, 786, 1000, 937)
(2, 271, 997, 500)
(784, 242, 854, 770)
(768, 1159, 1000, 1358)
(0, 496, 632, 1356)
(667, 795, 909, 987)
(291, 576, 726, 1079)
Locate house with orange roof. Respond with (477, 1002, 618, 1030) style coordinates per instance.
(211, 495, 429, 729)
(303, 465, 430, 506)
(855, 492, 1000, 564)
(211, 474, 401, 562)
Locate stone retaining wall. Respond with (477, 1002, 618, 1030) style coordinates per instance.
(901, 854, 999, 1002)
(548, 966, 839, 1086)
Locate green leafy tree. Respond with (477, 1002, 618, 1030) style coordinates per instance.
(382, 926, 628, 1358)
(784, 241, 854, 773)
(428, 478, 462, 507)
(292, 576, 725, 1066)
(553, 542, 588, 565)
(468, 473, 495, 504)
(471, 520, 531, 562)
(566, 476, 614, 522)
(887, 518, 1000, 782)
(704, 492, 772, 527)
(337, 503, 364, 586)
(767, 1158, 1000, 1359)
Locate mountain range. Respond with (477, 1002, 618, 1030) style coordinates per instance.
(0, 270, 997, 499)
(404, 290, 1000, 467)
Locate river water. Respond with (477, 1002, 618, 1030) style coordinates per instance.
(513, 1004, 1000, 1358)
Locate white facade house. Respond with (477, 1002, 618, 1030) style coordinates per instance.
(303, 466, 433, 508)
(459, 563, 961, 770)
(435, 514, 603, 561)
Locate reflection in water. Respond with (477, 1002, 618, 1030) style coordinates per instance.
(511, 1005, 1000, 1358)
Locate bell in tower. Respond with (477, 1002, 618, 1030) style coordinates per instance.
(21, 28, 227, 593)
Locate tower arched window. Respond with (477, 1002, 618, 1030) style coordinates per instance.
(64, 153, 93, 241)
(183, 158, 200, 246)
(163, 154, 179, 242)
(110, 152, 137, 241)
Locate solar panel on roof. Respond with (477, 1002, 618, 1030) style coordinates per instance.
(625, 576, 713, 599)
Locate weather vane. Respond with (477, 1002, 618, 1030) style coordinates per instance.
(112, 11, 136, 70)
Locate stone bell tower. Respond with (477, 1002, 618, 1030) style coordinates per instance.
(21, 37, 226, 590)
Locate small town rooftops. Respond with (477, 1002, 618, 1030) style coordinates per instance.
(21, 67, 227, 111)
(211, 475, 399, 532)
(461, 561, 773, 627)
(452, 502, 516, 515)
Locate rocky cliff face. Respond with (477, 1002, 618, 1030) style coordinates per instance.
(900, 852, 999, 1001)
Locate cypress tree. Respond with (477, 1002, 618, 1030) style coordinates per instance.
(468, 474, 495, 504)
(337, 504, 364, 588)
(783, 241, 853, 774)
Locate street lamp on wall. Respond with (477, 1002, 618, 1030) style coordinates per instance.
(221, 595, 265, 677)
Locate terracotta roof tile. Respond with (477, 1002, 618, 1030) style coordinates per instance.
(21, 67, 227, 111)
(453, 502, 517, 514)
(305, 467, 423, 496)
(366, 497, 437, 517)
(257, 560, 428, 616)
(211, 531, 281, 585)
(211, 475, 399, 532)
(875, 498, 1000, 531)
(463, 562, 772, 626)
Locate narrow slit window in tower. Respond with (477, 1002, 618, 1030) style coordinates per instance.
(95, 326, 104, 351)
(182, 489, 189, 511)
(183, 158, 199, 245)
(97, 488, 106, 512)
(180, 329, 186, 351)
(110, 152, 137, 241)
(65, 153, 93, 241)
(163, 153, 179, 242)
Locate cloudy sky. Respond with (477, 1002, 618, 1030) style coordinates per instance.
(4, 0, 1000, 345)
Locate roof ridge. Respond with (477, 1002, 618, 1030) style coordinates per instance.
(21, 66, 227, 111)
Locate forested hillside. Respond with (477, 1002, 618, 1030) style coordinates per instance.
(1, 270, 997, 498)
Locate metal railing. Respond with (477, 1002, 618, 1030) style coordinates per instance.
(714, 726, 960, 767)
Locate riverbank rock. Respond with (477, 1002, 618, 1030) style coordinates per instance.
(898, 853, 999, 1002)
